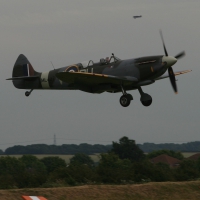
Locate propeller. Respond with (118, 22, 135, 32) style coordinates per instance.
(168, 66, 177, 93)
(175, 51, 185, 59)
(159, 30, 185, 94)
(160, 30, 168, 56)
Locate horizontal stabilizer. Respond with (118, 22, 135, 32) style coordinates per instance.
(6, 76, 40, 80)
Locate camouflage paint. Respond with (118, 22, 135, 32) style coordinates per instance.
(7, 54, 191, 95)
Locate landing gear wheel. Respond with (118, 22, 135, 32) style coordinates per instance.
(25, 91, 30, 97)
(140, 94, 152, 107)
(120, 95, 131, 107)
(25, 89, 33, 97)
(126, 94, 133, 101)
(141, 99, 152, 106)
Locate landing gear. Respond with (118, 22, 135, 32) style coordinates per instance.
(138, 87, 152, 107)
(120, 95, 131, 107)
(119, 85, 133, 107)
(25, 89, 33, 97)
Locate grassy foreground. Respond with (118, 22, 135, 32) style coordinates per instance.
(0, 181, 200, 200)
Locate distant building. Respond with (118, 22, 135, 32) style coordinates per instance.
(150, 154, 181, 168)
(187, 153, 200, 161)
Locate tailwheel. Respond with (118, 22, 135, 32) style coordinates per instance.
(25, 91, 30, 97)
(25, 89, 33, 97)
(120, 95, 131, 107)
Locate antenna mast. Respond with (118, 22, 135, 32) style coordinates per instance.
(51, 61, 55, 70)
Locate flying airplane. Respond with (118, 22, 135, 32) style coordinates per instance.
(7, 31, 191, 107)
(133, 15, 142, 19)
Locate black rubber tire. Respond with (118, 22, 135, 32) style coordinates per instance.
(25, 91, 30, 97)
(120, 95, 131, 107)
(141, 99, 152, 106)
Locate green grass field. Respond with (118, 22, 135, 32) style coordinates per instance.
(0, 181, 200, 200)
(181, 152, 199, 158)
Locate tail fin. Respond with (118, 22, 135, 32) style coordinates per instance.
(12, 54, 39, 78)
(7, 54, 41, 89)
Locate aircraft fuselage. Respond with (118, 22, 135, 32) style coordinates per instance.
(12, 55, 167, 94)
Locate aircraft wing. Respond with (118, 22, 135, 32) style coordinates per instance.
(155, 70, 192, 81)
(56, 72, 138, 86)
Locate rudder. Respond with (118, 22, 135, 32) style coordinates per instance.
(7, 54, 41, 90)
(12, 54, 39, 77)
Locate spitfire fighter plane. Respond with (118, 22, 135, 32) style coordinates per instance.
(133, 15, 142, 19)
(7, 31, 191, 107)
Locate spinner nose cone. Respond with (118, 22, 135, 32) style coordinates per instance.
(162, 56, 177, 67)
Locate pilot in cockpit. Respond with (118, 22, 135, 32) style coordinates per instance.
(100, 57, 110, 65)
(105, 57, 110, 64)
(100, 58, 106, 65)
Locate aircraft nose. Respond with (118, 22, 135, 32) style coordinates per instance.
(162, 56, 177, 67)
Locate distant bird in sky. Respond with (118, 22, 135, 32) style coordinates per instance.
(133, 15, 142, 19)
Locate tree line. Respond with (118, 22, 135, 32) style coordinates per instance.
(0, 136, 200, 189)
(138, 141, 200, 152)
(2, 141, 200, 155)
(3, 144, 111, 155)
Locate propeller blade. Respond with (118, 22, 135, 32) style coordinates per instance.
(168, 67, 178, 93)
(175, 51, 185, 59)
(159, 30, 168, 56)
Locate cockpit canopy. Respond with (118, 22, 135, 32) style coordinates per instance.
(80, 61, 92, 68)
(80, 54, 121, 68)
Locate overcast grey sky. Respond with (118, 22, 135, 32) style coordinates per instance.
(0, 0, 199, 150)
